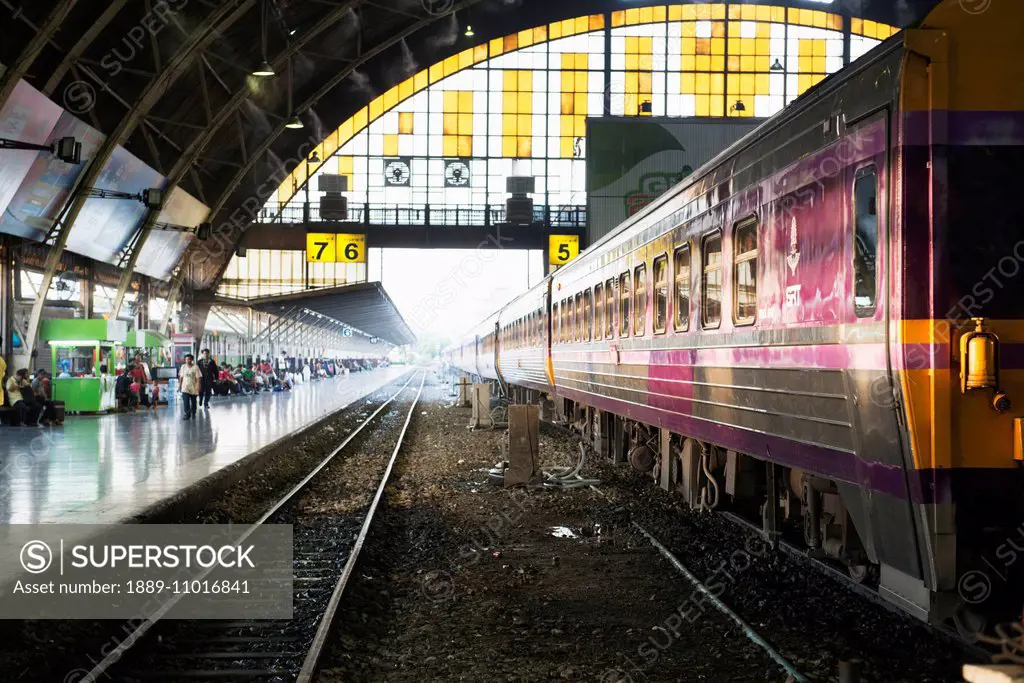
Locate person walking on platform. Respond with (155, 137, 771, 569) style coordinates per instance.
(179, 354, 202, 420)
(197, 349, 218, 409)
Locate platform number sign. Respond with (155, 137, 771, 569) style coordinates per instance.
(549, 235, 580, 265)
(335, 234, 366, 263)
(306, 233, 336, 262)
(306, 233, 366, 264)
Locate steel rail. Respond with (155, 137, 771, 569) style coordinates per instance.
(632, 521, 810, 683)
(80, 369, 420, 683)
(296, 369, 426, 682)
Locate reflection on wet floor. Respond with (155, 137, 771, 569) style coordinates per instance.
(0, 368, 408, 525)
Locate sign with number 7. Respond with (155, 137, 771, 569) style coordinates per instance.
(306, 233, 336, 262)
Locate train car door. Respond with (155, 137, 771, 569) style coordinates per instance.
(840, 111, 928, 617)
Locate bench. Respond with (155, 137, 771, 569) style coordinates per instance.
(0, 405, 14, 426)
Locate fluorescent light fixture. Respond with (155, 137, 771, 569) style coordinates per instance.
(252, 60, 275, 77)
(285, 115, 304, 129)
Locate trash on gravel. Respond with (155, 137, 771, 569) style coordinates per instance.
(550, 526, 578, 539)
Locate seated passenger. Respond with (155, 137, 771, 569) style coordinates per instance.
(7, 369, 44, 427)
(31, 369, 63, 425)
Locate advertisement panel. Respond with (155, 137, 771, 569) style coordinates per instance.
(135, 187, 209, 280)
(0, 112, 105, 241)
(65, 146, 165, 265)
(0, 80, 63, 220)
(585, 117, 762, 243)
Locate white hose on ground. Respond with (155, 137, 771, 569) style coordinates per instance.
(542, 443, 601, 488)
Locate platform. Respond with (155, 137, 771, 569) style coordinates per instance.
(0, 367, 410, 526)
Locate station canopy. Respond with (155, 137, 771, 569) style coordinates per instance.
(245, 282, 416, 348)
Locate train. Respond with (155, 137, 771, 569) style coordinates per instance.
(445, 0, 1024, 629)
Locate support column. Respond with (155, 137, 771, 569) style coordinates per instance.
(505, 404, 540, 487)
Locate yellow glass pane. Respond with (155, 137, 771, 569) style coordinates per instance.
(695, 54, 711, 71)
(414, 70, 428, 91)
(712, 22, 725, 38)
(338, 156, 353, 175)
(457, 135, 473, 157)
(502, 137, 517, 157)
(459, 90, 473, 112)
(503, 112, 517, 135)
(712, 36, 725, 53)
(490, 37, 504, 56)
(626, 53, 639, 70)
(382, 86, 399, 110)
(474, 44, 488, 63)
(383, 134, 399, 157)
(504, 34, 518, 52)
(756, 73, 770, 94)
(443, 113, 458, 136)
(575, 72, 588, 92)
(561, 92, 574, 115)
(711, 55, 725, 71)
(680, 72, 696, 94)
(726, 73, 739, 93)
(429, 62, 444, 83)
(727, 55, 740, 71)
(443, 136, 457, 157)
(503, 91, 517, 113)
(574, 115, 587, 136)
(368, 97, 384, 121)
(399, 112, 414, 135)
(353, 107, 368, 130)
(574, 92, 587, 115)
(517, 113, 532, 134)
(550, 21, 563, 39)
(399, 78, 414, 100)
(458, 112, 473, 134)
(611, 10, 625, 27)
(710, 97, 725, 117)
(696, 72, 710, 94)
(534, 25, 547, 42)
(561, 136, 575, 159)
(741, 55, 757, 71)
(639, 72, 653, 94)
(517, 92, 532, 113)
(740, 73, 755, 93)
(458, 48, 473, 69)
(444, 90, 458, 112)
(696, 38, 710, 55)
(518, 28, 534, 48)
(517, 136, 532, 158)
(695, 96, 709, 116)
(682, 55, 696, 71)
(712, 72, 725, 92)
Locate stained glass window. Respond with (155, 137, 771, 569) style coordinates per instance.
(264, 3, 896, 230)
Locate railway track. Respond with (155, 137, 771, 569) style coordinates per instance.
(78, 370, 426, 683)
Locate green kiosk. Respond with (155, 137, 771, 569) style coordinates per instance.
(40, 319, 128, 413)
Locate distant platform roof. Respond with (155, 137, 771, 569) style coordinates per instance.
(246, 282, 416, 347)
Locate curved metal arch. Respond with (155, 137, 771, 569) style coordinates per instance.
(0, 0, 81, 108)
(23, 0, 258, 360)
(207, 0, 487, 250)
(109, 0, 369, 320)
(42, 0, 131, 96)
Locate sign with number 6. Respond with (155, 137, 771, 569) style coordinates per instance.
(305, 233, 366, 264)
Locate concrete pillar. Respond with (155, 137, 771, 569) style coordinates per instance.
(505, 404, 540, 487)
(470, 383, 493, 429)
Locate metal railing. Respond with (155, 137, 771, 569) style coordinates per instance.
(258, 202, 587, 229)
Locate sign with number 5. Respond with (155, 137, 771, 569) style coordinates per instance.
(548, 235, 580, 265)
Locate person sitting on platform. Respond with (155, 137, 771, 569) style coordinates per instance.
(7, 369, 45, 427)
(217, 365, 237, 395)
(114, 370, 136, 411)
(32, 369, 63, 425)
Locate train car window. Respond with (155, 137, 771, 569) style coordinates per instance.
(575, 292, 583, 341)
(853, 167, 878, 317)
(565, 296, 573, 342)
(594, 283, 604, 340)
(734, 219, 758, 325)
(653, 254, 668, 334)
(584, 289, 593, 341)
(605, 278, 615, 338)
(634, 264, 647, 336)
(702, 232, 723, 328)
(619, 273, 631, 337)
(552, 302, 558, 344)
(674, 244, 691, 331)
